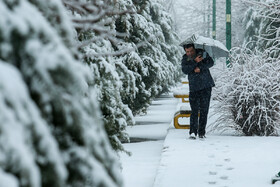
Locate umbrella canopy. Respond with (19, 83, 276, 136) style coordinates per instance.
(180, 34, 229, 58)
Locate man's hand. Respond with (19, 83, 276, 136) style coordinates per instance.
(194, 67, 200, 73)
(194, 56, 203, 63)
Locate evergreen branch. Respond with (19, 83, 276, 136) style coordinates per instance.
(83, 41, 146, 57)
(77, 32, 128, 49)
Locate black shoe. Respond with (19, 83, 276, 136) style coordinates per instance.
(272, 172, 280, 184)
(199, 135, 206, 139)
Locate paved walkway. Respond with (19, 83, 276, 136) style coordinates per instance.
(152, 85, 280, 187)
(121, 92, 179, 187)
(121, 84, 280, 187)
(153, 129, 280, 187)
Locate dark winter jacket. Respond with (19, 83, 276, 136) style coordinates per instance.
(181, 51, 215, 92)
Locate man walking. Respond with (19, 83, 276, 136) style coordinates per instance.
(181, 43, 215, 139)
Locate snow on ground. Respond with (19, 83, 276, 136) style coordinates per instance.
(153, 130, 280, 187)
(120, 92, 179, 187)
(126, 92, 179, 141)
(120, 80, 280, 187)
(121, 140, 164, 187)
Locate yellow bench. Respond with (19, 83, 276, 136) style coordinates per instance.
(173, 106, 200, 129)
(174, 109, 191, 129)
(173, 94, 189, 103)
(182, 81, 189, 84)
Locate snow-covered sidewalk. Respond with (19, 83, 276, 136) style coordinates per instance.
(153, 129, 280, 187)
(120, 92, 179, 187)
(120, 85, 280, 187)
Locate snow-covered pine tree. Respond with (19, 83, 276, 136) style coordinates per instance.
(138, 0, 181, 92)
(150, 1, 182, 85)
(0, 62, 67, 187)
(160, 0, 178, 31)
(243, 2, 262, 50)
(115, 0, 156, 114)
(64, 0, 134, 151)
(116, 0, 181, 114)
(114, 0, 151, 113)
(84, 42, 134, 151)
(114, 0, 145, 112)
(0, 0, 122, 186)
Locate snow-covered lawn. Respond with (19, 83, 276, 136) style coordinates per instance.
(120, 86, 280, 187)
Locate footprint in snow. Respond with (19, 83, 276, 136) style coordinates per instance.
(209, 171, 217, 175)
(162, 146, 169, 152)
(220, 175, 229, 180)
(224, 158, 231, 162)
(226, 167, 234, 170)
(208, 181, 217, 185)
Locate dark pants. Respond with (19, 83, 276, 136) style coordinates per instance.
(189, 87, 212, 136)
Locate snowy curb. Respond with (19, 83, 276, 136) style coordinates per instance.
(152, 124, 180, 187)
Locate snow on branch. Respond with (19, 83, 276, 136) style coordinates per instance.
(242, 0, 280, 9)
(63, 0, 139, 56)
(243, 0, 280, 19)
(84, 41, 146, 57)
(211, 46, 280, 136)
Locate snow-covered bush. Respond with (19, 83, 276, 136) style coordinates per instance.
(211, 0, 280, 136)
(116, 0, 182, 114)
(65, 0, 181, 150)
(85, 46, 134, 151)
(0, 0, 122, 186)
(65, 0, 135, 151)
(0, 62, 67, 187)
(212, 47, 280, 135)
(64, 0, 181, 153)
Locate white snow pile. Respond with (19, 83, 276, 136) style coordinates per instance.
(180, 105, 191, 111)
(173, 88, 189, 96)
